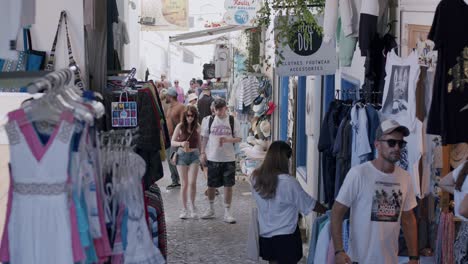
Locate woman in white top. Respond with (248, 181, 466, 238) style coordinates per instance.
(251, 141, 326, 264)
(440, 161, 467, 264)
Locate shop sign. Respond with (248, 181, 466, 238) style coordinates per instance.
(141, 0, 189, 31)
(223, 0, 261, 26)
(275, 16, 337, 76)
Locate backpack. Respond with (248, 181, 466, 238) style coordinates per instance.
(209, 115, 235, 137)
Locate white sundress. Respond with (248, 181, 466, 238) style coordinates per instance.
(0, 109, 77, 264)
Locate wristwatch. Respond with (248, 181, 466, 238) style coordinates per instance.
(409, 256, 420, 260)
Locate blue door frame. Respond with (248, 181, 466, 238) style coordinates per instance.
(279, 76, 289, 141)
(296, 76, 307, 167)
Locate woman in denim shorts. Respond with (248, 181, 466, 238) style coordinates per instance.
(171, 105, 201, 219)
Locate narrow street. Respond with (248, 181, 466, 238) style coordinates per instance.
(159, 162, 307, 264)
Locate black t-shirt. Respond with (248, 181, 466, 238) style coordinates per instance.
(427, 0, 468, 144)
(197, 95, 214, 123)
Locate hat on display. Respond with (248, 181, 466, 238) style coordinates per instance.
(167, 88, 178, 98)
(259, 119, 271, 138)
(187, 93, 198, 103)
(251, 117, 259, 134)
(253, 102, 268, 117)
(247, 135, 256, 145)
(240, 142, 253, 152)
(255, 123, 266, 139)
(266, 101, 276, 115)
(375, 119, 410, 139)
(244, 144, 267, 160)
(255, 138, 269, 150)
(253, 95, 264, 105)
(450, 143, 468, 169)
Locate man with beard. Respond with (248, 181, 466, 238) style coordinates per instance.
(331, 119, 419, 264)
(165, 88, 186, 189)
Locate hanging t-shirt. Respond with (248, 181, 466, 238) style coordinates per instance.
(397, 119, 423, 198)
(427, 0, 468, 144)
(113, 18, 130, 67)
(350, 104, 372, 167)
(381, 50, 420, 131)
(201, 115, 240, 162)
(335, 162, 417, 264)
(215, 45, 230, 78)
(452, 161, 468, 221)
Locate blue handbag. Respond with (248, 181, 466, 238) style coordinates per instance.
(23, 28, 46, 71)
(0, 28, 46, 72)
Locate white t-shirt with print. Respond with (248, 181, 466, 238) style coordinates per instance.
(201, 115, 240, 162)
(336, 161, 417, 264)
(452, 161, 468, 221)
(381, 50, 420, 131)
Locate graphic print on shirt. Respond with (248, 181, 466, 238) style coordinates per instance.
(397, 146, 409, 171)
(371, 181, 403, 222)
(447, 47, 467, 95)
(382, 65, 410, 115)
(210, 124, 232, 136)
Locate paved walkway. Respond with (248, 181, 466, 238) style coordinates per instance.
(158, 162, 307, 264)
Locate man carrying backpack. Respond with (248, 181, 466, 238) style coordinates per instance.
(200, 98, 241, 223)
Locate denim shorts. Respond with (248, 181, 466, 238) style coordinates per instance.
(176, 149, 200, 166)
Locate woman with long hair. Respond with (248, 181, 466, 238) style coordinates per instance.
(440, 161, 468, 263)
(171, 105, 201, 219)
(251, 141, 326, 264)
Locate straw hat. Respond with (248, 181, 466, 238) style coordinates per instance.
(259, 119, 271, 138)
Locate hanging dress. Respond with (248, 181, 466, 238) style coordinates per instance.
(0, 110, 83, 264)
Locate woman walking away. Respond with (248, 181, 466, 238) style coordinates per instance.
(171, 105, 201, 219)
(251, 141, 327, 264)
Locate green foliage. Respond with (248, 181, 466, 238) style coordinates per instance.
(245, 28, 262, 72)
(256, 0, 324, 67)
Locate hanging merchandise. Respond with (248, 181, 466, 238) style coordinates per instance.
(381, 50, 423, 197)
(0, 29, 46, 72)
(381, 50, 420, 130)
(46, 11, 85, 90)
(113, 18, 130, 68)
(358, 0, 390, 56)
(111, 91, 138, 128)
(214, 44, 230, 78)
(202, 63, 215, 80)
(0, 67, 103, 264)
(427, 0, 468, 144)
(318, 98, 382, 206)
(0, 67, 167, 264)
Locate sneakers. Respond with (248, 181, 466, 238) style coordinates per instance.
(190, 207, 199, 219)
(167, 183, 181, 190)
(223, 211, 236, 224)
(200, 208, 215, 219)
(179, 209, 189, 219)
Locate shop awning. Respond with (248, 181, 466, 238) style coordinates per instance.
(169, 25, 253, 42)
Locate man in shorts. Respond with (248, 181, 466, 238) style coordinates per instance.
(200, 98, 241, 223)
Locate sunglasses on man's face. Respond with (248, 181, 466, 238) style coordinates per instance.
(378, 139, 407, 148)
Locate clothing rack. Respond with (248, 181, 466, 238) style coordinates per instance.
(27, 65, 78, 93)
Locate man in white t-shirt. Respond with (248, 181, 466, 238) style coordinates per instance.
(200, 98, 241, 223)
(331, 119, 419, 264)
